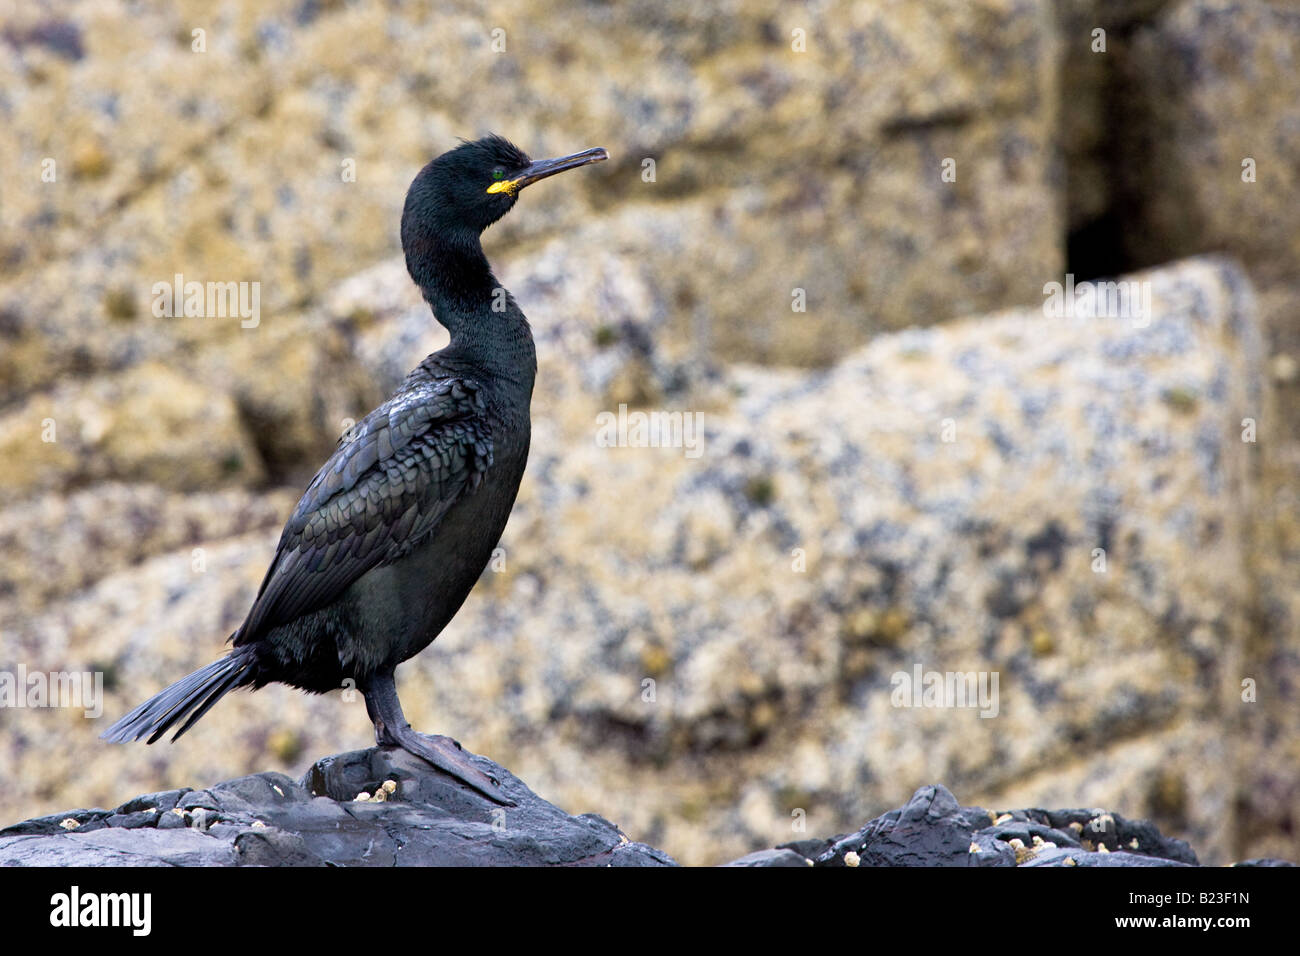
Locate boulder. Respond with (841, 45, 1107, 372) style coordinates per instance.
(801, 784, 1204, 867)
(1119, 1, 1300, 414)
(0, 746, 675, 866)
(0, 362, 267, 496)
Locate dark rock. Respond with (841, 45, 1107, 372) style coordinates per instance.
(0, 808, 110, 837)
(103, 810, 160, 830)
(723, 849, 812, 867)
(1037, 807, 1199, 864)
(156, 811, 187, 831)
(816, 784, 976, 867)
(177, 790, 222, 813)
(778, 837, 836, 859)
(1, 767, 1289, 867)
(0, 827, 239, 866)
(801, 785, 1248, 868)
(113, 789, 188, 816)
(0, 747, 676, 867)
(985, 819, 1082, 850)
(234, 828, 327, 867)
(968, 834, 1018, 867)
(1233, 858, 1298, 867)
(1021, 847, 1191, 868)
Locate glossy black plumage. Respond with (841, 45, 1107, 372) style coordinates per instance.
(103, 136, 609, 802)
(237, 375, 493, 648)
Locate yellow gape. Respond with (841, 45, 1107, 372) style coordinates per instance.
(486, 178, 519, 195)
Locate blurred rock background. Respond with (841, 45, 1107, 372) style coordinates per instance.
(0, 0, 1296, 865)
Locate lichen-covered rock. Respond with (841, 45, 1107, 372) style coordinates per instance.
(0, 0, 1062, 408)
(431, 254, 1263, 866)
(1110, 1, 1300, 858)
(0, 362, 267, 495)
(1121, 2, 1300, 292)
(1119, 0, 1300, 408)
(0, 483, 296, 623)
(3, 255, 1279, 867)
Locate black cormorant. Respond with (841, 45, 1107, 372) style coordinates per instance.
(102, 135, 609, 805)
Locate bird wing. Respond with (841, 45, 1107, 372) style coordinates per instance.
(233, 376, 493, 645)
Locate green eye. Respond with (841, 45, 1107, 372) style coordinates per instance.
(492, 168, 505, 180)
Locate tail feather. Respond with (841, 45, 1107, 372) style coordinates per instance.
(163, 661, 250, 743)
(101, 651, 256, 745)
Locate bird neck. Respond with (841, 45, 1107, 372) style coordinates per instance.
(409, 230, 536, 392)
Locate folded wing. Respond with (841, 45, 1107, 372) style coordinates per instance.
(234, 376, 492, 645)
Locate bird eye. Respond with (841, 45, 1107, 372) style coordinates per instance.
(492, 167, 505, 180)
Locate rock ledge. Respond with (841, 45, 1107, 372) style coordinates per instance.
(2, 752, 1293, 867)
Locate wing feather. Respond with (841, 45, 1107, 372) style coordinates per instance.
(234, 376, 491, 645)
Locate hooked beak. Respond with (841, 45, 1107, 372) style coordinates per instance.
(487, 147, 609, 195)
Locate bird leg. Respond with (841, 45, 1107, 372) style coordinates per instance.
(364, 690, 400, 747)
(362, 672, 514, 806)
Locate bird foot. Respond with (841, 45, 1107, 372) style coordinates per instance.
(374, 724, 461, 755)
(362, 675, 512, 805)
(382, 725, 514, 806)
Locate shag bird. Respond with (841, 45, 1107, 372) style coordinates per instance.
(103, 135, 609, 804)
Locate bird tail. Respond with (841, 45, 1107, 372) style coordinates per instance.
(101, 649, 257, 745)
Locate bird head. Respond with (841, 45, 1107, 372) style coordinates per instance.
(402, 135, 608, 244)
